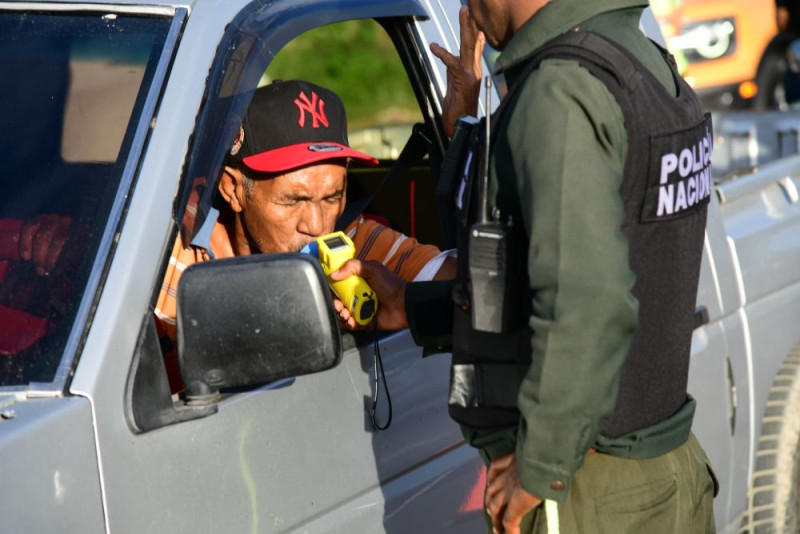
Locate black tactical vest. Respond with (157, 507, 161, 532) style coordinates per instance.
(447, 31, 712, 436)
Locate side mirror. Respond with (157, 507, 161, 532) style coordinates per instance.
(177, 253, 342, 399)
(124, 253, 342, 433)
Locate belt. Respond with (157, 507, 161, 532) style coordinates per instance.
(594, 396, 697, 459)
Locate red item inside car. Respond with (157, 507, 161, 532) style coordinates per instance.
(0, 219, 22, 261)
(0, 304, 46, 355)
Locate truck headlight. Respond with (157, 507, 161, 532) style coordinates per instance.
(670, 18, 736, 62)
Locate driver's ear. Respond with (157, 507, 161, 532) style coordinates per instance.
(219, 166, 245, 213)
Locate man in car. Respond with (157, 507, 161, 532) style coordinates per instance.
(153, 79, 456, 390)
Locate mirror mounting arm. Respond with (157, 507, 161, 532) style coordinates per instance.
(125, 314, 218, 434)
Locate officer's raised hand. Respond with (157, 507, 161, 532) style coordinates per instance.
(430, 6, 485, 137)
(330, 259, 408, 331)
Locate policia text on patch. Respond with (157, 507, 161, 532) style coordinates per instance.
(648, 122, 713, 221)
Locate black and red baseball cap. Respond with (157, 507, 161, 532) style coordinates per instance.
(228, 80, 379, 173)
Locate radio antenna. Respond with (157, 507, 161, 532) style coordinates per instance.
(479, 75, 492, 223)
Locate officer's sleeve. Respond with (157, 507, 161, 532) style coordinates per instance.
(497, 59, 638, 503)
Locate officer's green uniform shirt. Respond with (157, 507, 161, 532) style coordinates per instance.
(465, 1, 683, 504)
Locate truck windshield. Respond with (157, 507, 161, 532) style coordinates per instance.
(0, 11, 172, 387)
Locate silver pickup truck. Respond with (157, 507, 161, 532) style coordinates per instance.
(0, 1, 798, 533)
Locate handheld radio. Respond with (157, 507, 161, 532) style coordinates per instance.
(468, 76, 519, 334)
(307, 231, 378, 326)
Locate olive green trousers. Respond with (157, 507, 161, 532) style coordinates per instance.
(487, 433, 717, 534)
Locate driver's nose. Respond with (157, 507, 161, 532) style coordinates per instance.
(298, 201, 324, 237)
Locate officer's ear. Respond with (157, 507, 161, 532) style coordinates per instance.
(219, 165, 245, 214)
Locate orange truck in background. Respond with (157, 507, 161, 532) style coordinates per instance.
(654, 0, 785, 110)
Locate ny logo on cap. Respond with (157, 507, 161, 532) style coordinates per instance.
(294, 91, 329, 128)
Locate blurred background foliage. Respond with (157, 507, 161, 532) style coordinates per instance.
(266, 19, 421, 129)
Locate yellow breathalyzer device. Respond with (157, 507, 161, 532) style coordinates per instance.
(315, 231, 377, 326)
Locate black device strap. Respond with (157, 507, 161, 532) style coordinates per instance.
(489, 31, 639, 141)
(335, 123, 431, 232)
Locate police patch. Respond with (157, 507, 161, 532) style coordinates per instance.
(641, 114, 713, 223)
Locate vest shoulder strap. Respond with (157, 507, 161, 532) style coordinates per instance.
(493, 31, 656, 136)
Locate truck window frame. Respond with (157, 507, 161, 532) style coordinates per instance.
(129, 0, 456, 431)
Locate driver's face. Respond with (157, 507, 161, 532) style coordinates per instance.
(240, 162, 347, 253)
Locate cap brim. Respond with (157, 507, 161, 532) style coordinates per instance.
(242, 142, 379, 173)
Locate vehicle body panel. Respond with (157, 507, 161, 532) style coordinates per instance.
(701, 154, 800, 530)
(0, 397, 104, 533)
(1, 1, 800, 533)
(64, 0, 485, 532)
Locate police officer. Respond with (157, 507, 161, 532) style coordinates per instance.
(334, 1, 718, 532)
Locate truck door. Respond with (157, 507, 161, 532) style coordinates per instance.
(70, 1, 486, 533)
(689, 195, 752, 531)
(0, 5, 182, 531)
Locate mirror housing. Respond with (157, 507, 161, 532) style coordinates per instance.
(177, 253, 342, 400)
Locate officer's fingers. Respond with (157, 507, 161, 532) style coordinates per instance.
(430, 43, 461, 72)
(484, 466, 510, 510)
(472, 32, 485, 72)
(337, 303, 354, 324)
(488, 452, 515, 480)
(463, 6, 481, 39)
(503, 490, 542, 533)
(458, 6, 481, 61)
(333, 299, 359, 331)
(487, 462, 502, 484)
(502, 490, 542, 534)
(330, 258, 363, 281)
(487, 495, 507, 534)
(502, 512, 522, 534)
(500, 495, 525, 534)
(484, 488, 502, 524)
(341, 313, 358, 331)
(359, 259, 395, 286)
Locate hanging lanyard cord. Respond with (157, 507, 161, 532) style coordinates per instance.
(369, 317, 392, 431)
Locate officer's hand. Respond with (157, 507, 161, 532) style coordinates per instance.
(331, 259, 408, 331)
(486, 452, 543, 534)
(332, 296, 362, 331)
(19, 214, 73, 276)
(431, 6, 485, 137)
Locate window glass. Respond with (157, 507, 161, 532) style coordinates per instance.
(0, 11, 171, 387)
(264, 19, 446, 247)
(266, 19, 424, 159)
(263, 18, 443, 348)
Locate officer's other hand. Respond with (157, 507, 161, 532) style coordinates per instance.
(331, 259, 408, 331)
(19, 214, 73, 276)
(486, 452, 543, 534)
(431, 6, 485, 137)
(332, 296, 362, 331)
